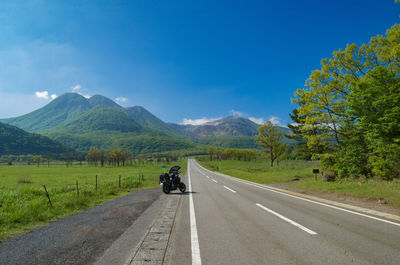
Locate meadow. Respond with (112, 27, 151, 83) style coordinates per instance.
(0, 160, 187, 240)
(198, 157, 318, 184)
(197, 158, 400, 209)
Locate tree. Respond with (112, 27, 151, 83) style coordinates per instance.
(43, 152, 52, 167)
(61, 153, 73, 167)
(255, 121, 285, 167)
(293, 24, 400, 179)
(33, 155, 41, 167)
(349, 66, 400, 179)
(207, 146, 215, 161)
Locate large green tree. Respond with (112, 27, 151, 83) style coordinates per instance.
(255, 121, 286, 167)
(292, 24, 400, 179)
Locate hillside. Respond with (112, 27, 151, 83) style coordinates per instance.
(125, 106, 188, 139)
(53, 106, 143, 133)
(0, 122, 69, 156)
(0, 92, 295, 153)
(2, 93, 92, 132)
(170, 116, 295, 148)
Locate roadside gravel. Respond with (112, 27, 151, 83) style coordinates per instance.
(0, 188, 161, 265)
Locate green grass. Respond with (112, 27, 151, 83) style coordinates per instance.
(198, 157, 318, 184)
(291, 178, 400, 208)
(0, 160, 187, 240)
(197, 157, 400, 209)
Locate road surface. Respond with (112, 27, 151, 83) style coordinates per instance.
(165, 159, 400, 265)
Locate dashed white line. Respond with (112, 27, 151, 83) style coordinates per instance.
(206, 175, 210, 179)
(223, 186, 236, 193)
(212, 179, 218, 183)
(256, 203, 317, 235)
(188, 161, 202, 265)
(195, 161, 400, 228)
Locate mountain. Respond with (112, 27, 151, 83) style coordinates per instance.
(171, 116, 259, 138)
(2, 93, 93, 132)
(170, 116, 294, 148)
(0, 122, 69, 156)
(88, 94, 123, 109)
(125, 106, 188, 139)
(0, 92, 294, 154)
(53, 106, 143, 133)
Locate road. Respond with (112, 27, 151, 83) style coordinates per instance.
(165, 159, 400, 265)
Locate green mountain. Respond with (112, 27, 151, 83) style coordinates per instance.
(0, 92, 294, 154)
(125, 106, 188, 139)
(2, 93, 92, 132)
(53, 106, 143, 133)
(0, 122, 69, 156)
(88, 94, 123, 109)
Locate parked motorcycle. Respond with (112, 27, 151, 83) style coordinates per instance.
(159, 165, 186, 194)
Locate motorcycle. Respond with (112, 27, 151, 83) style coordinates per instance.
(159, 165, 186, 194)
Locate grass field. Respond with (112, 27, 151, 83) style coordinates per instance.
(0, 160, 187, 240)
(198, 157, 318, 184)
(197, 157, 400, 209)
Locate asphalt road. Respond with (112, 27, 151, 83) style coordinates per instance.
(166, 159, 400, 265)
(0, 188, 161, 265)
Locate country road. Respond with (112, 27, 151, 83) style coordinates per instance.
(166, 159, 400, 265)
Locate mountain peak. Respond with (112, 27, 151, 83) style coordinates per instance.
(88, 94, 121, 108)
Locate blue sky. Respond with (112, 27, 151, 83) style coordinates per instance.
(0, 0, 399, 125)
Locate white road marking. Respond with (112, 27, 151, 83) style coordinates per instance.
(256, 203, 317, 235)
(212, 179, 218, 183)
(224, 186, 236, 193)
(188, 161, 202, 265)
(206, 175, 210, 178)
(195, 162, 400, 228)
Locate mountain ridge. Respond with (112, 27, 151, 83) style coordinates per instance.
(1, 92, 294, 153)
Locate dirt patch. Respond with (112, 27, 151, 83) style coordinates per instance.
(269, 181, 400, 216)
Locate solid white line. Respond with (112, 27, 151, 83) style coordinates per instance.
(212, 179, 218, 183)
(256, 203, 317, 235)
(188, 161, 202, 265)
(195, 161, 400, 227)
(224, 186, 236, 193)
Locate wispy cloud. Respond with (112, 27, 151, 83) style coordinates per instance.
(181, 117, 221, 126)
(71, 84, 90, 98)
(249, 117, 265, 125)
(268, 116, 287, 127)
(71, 84, 81, 92)
(116, 97, 128, 103)
(230, 109, 246, 117)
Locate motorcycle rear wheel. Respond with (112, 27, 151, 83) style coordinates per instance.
(163, 184, 171, 194)
(178, 182, 186, 193)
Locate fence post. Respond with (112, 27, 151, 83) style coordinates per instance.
(96, 175, 98, 192)
(43, 184, 53, 208)
(76, 180, 79, 197)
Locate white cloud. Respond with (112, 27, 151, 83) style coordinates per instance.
(70, 84, 90, 98)
(35, 91, 49, 99)
(51, 94, 57, 99)
(116, 97, 128, 103)
(249, 117, 265, 125)
(268, 116, 287, 127)
(181, 117, 220, 126)
(71, 84, 81, 92)
(230, 109, 246, 117)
